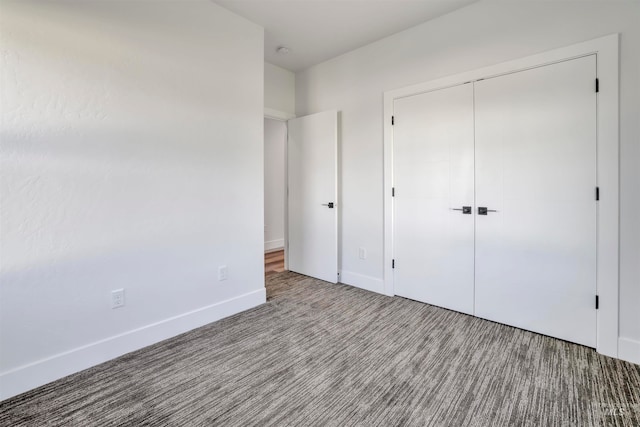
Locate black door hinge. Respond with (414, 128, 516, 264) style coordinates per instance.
(596, 78, 599, 93)
(595, 295, 599, 310)
(392, 187, 395, 197)
(391, 116, 395, 125)
(392, 259, 395, 269)
(596, 187, 600, 201)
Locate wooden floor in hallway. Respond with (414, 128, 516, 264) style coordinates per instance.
(265, 249, 285, 276)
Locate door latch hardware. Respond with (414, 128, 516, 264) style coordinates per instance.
(452, 206, 472, 214)
(322, 202, 334, 208)
(478, 207, 497, 215)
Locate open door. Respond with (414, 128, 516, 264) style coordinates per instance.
(287, 111, 338, 283)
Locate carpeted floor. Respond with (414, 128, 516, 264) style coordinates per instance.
(1, 271, 639, 426)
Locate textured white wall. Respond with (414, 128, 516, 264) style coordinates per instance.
(296, 1, 640, 346)
(0, 0, 264, 397)
(264, 118, 286, 251)
(265, 62, 295, 117)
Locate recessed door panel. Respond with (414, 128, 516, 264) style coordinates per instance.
(393, 84, 475, 314)
(474, 56, 597, 347)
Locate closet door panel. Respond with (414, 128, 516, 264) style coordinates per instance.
(393, 84, 475, 314)
(474, 55, 597, 347)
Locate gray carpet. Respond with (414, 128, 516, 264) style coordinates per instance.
(1, 271, 639, 426)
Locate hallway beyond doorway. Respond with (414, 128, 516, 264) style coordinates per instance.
(265, 250, 285, 276)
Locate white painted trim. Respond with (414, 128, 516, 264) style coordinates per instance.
(283, 118, 289, 271)
(0, 288, 266, 401)
(265, 238, 285, 252)
(383, 34, 619, 358)
(340, 270, 385, 294)
(618, 338, 640, 365)
(265, 247, 284, 254)
(265, 107, 295, 121)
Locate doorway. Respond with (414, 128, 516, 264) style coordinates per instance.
(264, 117, 287, 275)
(263, 112, 340, 282)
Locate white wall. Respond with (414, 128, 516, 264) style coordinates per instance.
(264, 118, 286, 251)
(265, 62, 295, 118)
(296, 1, 640, 360)
(0, 0, 265, 399)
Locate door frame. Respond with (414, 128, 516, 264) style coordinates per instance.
(265, 109, 295, 270)
(382, 34, 619, 358)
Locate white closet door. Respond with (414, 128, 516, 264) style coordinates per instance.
(393, 84, 475, 314)
(474, 56, 597, 347)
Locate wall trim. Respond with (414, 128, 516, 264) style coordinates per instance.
(383, 34, 619, 359)
(340, 270, 385, 294)
(265, 108, 295, 121)
(0, 288, 266, 401)
(265, 239, 285, 252)
(618, 338, 640, 366)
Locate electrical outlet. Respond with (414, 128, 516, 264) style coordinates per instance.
(111, 289, 125, 309)
(218, 265, 228, 281)
(358, 247, 367, 260)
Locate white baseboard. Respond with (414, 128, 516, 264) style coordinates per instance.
(0, 288, 266, 401)
(339, 270, 385, 295)
(264, 239, 284, 252)
(618, 337, 640, 365)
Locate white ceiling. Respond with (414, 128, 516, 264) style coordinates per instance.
(213, 0, 478, 72)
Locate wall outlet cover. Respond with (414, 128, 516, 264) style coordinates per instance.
(218, 265, 228, 281)
(111, 289, 125, 309)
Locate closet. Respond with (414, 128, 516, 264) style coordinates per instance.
(393, 55, 597, 347)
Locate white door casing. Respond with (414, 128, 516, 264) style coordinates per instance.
(287, 111, 339, 283)
(393, 84, 475, 315)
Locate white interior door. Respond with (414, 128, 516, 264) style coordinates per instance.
(393, 84, 475, 314)
(287, 111, 338, 283)
(474, 56, 597, 347)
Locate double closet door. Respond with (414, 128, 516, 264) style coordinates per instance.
(393, 55, 597, 348)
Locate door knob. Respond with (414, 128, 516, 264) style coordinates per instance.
(451, 206, 472, 214)
(321, 202, 334, 208)
(478, 207, 498, 215)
